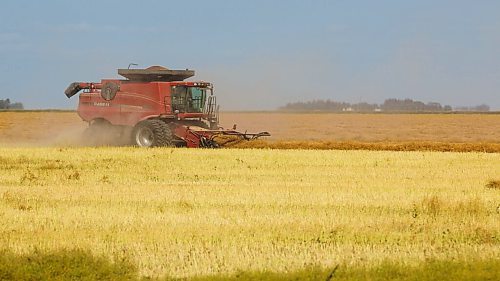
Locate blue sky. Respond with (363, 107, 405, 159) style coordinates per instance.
(1, 0, 499, 110)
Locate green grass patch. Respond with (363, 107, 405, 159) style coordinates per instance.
(181, 259, 500, 281)
(0, 249, 137, 281)
(0, 249, 498, 281)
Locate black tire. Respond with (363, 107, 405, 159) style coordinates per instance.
(132, 119, 173, 147)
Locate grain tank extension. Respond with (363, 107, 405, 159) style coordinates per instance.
(65, 66, 270, 147)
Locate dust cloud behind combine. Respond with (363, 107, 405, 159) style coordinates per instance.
(0, 112, 87, 146)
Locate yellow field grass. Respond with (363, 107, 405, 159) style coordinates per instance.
(0, 147, 498, 278)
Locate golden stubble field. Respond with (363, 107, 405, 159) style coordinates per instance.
(0, 147, 498, 278)
(0, 111, 499, 146)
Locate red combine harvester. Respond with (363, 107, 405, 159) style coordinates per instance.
(65, 66, 270, 147)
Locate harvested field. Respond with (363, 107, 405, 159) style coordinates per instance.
(219, 112, 500, 143)
(0, 111, 499, 152)
(1, 112, 499, 279)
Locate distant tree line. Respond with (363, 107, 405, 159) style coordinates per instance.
(0, 99, 24, 110)
(454, 104, 490, 112)
(381, 99, 452, 112)
(280, 98, 490, 112)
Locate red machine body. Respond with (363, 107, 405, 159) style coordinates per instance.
(76, 80, 213, 126)
(65, 66, 269, 147)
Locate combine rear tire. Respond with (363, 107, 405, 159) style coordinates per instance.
(132, 120, 172, 147)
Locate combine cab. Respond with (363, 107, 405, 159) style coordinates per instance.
(65, 66, 269, 147)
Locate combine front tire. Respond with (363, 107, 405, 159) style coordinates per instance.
(132, 120, 172, 147)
